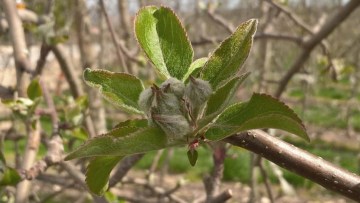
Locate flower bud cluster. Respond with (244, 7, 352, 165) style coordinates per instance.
(138, 77, 212, 143)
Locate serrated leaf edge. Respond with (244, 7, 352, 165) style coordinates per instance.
(83, 68, 144, 114)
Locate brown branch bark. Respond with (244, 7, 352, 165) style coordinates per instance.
(2, 0, 32, 96)
(225, 130, 360, 202)
(15, 119, 41, 203)
(50, 44, 96, 138)
(74, 0, 107, 135)
(275, 0, 360, 98)
(118, 0, 132, 40)
(204, 144, 227, 203)
(99, 0, 129, 73)
(109, 154, 144, 188)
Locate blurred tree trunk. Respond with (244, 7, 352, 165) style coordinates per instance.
(74, 0, 107, 134)
(249, 2, 276, 203)
(2, 0, 31, 97)
(118, 0, 131, 41)
(15, 120, 41, 203)
(118, 0, 135, 75)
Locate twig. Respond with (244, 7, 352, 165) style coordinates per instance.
(117, 0, 132, 40)
(204, 144, 227, 203)
(59, 161, 87, 189)
(208, 189, 232, 203)
(275, 0, 360, 98)
(99, 0, 129, 73)
(225, 130, 360, 202)
(109, 154, 145, 188)
(122, 177, 186, 203)
(2, 0, 32, 96)
(37, 174, 78, 188)
(192, 32, 303, 46)
(118, 40, 143, 65)
(257, 159, 274, 203)
(50, 44, 96, 138)
(255, 33, 303, 46)
(15, 119, 41, 203)
(50, 44, 84, 98)
(149, 150, 164, 174)
(20, 79, 64, 181)
(263, 0, 313, 34)
(33, 42, 51, 77)
(205, 9, 234, 33)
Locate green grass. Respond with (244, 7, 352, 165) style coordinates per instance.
(316, 87, 350, 100)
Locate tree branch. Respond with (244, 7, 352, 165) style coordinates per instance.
(2, 0, 32, 96)
(275, 0, 360, 98)
(99, 0, 129, 73)
(50, 44, 96, 138)
(109, 154, 144, 188)
(225, 130, 360, 202)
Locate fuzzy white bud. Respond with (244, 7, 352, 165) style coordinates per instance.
(151, 114, 190, 143)
(185, 77, 212, 107)
(160, 77, 185, 99)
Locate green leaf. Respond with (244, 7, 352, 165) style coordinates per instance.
(205, 73, 249, 117)
(0, 151, 5, 164)
(135, 6, 193, 79)
(65, 126, 178, 160)
(182, 57, 208, 82)
(71, 127, 88, 141)
(27, 78, 42, 100)
(205, 93, 309, 141)
(200, 19, 258, 90)
(83, 68, 144, 114)
(187, 150, 198, 166)
(86, 156, 123, 195)
(84, 119, 150, 195)
(0, 167, 21, 186)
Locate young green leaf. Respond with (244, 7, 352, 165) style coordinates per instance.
(83, 68, 144, 114)
(182, 57, 208, 82)
(86, 156, 123, 195)
(65, 126, 182, 160)
(187, 149, 198, 166)
(135, 6, 193, 80)
(205, 93, 309, 142)
(27, 78, 42, 100)
(205, 73, 249, 117)
(85, 119, 150, 195)
(0, 167, 21, 186)
(200, 19, 257, 90)
(0, 150, 5, 164)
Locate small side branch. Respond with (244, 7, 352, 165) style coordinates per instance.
(99, 0, 129, 73)
(225, 130, 360, 202)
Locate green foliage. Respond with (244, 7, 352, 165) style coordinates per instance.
(86, 156, 122, 195)
(0, 151, 21, 187)
(200, 19, 257, 90)
(135, 6, 193, 80)
(0, 168, 21, 187)
(83, 68, 144, 114)
(65, 126, 176, 160)
(205, 73, 249, 117)
(205, 93, 308, 141)
(65, 6, 310, 196)
(27, 78, 42, 100)
(183, 57, 208, 82)
(187, 149, 198, 166)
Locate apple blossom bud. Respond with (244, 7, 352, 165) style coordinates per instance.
(138, 88, 154, 113)
(160, 77, 185, 99)
(151, 113, 190, 142)
(185, 77, 212, 107)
